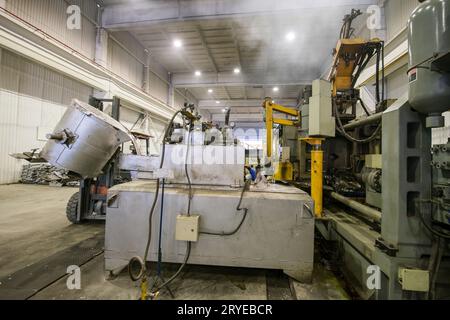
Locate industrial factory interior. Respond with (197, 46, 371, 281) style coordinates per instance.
(0, 0, 450, 305)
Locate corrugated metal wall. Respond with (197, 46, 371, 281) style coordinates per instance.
(5, 0, 98, 60)
(385, 0, 418, 42)
(0, 47, 169, 183)
(108, 32, 145, 89)
(0, 48, 93, 184)
(0, 1, 174, 183)
(147, 55, 170, 103)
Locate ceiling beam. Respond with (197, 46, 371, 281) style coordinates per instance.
(172, 72, 311, 88)
(212, 113, 263, 122)
(195, 26, 218, 73)
(199, 99, 298, 109)
(223, 86, 232, 100)
(205, 107, 263, 114)
(103, 0, 378, 31)
(229, 21, 243, 72)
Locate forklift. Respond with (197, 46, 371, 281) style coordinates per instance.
(66, 96, 151, 223)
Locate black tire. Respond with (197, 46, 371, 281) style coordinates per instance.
(66, 192, 82, 224)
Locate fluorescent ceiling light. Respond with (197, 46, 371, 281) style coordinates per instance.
(195, 70, 202, 76)
(233, 68, 240, 74)
(173, 39, 182, 48)
(286, 32, 296, 42)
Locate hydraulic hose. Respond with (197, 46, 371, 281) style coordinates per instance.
(151, 242, 191, 294)
(334, 102, 382, 144)
(128, 108, 197, 299)
(185, 129, 193, 216)
(128, 110, 182, 282)
(200, 180, 251, 236)
(147, 128, 195, 296)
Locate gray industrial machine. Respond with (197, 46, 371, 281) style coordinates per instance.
(432, 142, 450, 228)
(105, 111, 315, 282)
(105, 179, 314, 282)
(316, 0, 450, 300)
(40, 99, 315, 293)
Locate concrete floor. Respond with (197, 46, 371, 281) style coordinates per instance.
(0, 184, 351, 300)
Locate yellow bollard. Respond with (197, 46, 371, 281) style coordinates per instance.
(301, 138, 324, 218)
(140, 277, 148, 300)
(310, 147, 323, 218)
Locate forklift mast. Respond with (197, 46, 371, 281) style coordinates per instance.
(72, 96, 123, 223)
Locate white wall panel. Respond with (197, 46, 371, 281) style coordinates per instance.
(108, 32, 145, 89)
(0, 48, 92, 184)
(5, 0, 97, 59)
(2, 0, 177, 120)
(386, 65, 408, 100)
(385, 0, 417, 42)
(149, 71, 169, 103)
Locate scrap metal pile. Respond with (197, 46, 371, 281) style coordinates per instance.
(20, 163, 79, 186)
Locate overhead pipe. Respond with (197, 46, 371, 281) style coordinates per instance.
(330, 192, 382, 223)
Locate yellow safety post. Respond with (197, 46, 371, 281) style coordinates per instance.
(301, 138, 324, 218)
(140, 276, 148, 300)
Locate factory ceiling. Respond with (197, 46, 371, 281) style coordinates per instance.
(101, 0, 378, 125)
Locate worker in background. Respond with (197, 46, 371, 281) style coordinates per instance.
(244, 165, 257, 182)
(249, 165, 257, 182)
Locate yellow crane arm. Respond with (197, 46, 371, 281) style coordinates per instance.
(262, 98, 300, 159)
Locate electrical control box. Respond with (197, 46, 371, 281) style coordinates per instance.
(175, 215, 200, 242)
(308, 79, 335, 137)
(398, 268, 429, 292)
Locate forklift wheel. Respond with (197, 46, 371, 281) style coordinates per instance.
(66, 192, 82, 224)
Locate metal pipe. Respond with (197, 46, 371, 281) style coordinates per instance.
(343, 112, 382, 130)
(330, 192, 382, 223)
(46, 133, 64, 141)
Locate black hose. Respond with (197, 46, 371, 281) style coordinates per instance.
(381, 43, 385, 104)
(334, 42, 385, 144)
(225, 108, 231, 126)
(149, 126, 194, 296)
(200, 180, 251, 236)
(128, 110, 182, 282)
(144, 110, 183, 261)
(375, 45, 380, 105)
(334, 102, 382, 144)
(185, 128, 193, 216)
(358, 98, 371, 116)
(151, 242, 191, 294)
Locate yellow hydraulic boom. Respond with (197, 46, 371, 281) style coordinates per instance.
(262, 98, 300, 159)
